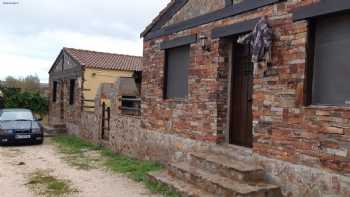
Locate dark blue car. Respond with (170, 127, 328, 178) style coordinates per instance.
(0, 109, 44, 145)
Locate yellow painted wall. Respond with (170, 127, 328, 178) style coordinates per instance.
(83, 68, 133, 103)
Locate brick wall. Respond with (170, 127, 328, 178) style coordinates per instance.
(142, 0, 350, 175)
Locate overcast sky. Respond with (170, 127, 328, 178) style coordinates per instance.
(0, 0, 168, 83)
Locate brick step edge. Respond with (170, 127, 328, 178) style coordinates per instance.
(169, 162, 282, 197)
(147, 170, 214, 197)
(190, 151, 265, 182)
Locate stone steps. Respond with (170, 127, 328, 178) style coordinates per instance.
(148, 171, 213, 197)
(147, 146, 282, 197)
(190, 151, 265, 182)
(209, 144, 255, 162)
(169, 162, 281, 197)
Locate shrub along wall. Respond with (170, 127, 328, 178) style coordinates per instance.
(1, 87, 48, 116)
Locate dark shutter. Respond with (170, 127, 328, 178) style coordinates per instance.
(53, 81, 58, 102)
(165, 45, 190, 99)
(69, 79, 75, 105)
(312, 13, 350, 106)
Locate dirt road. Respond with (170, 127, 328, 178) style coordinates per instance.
(0, 139, 159, 197)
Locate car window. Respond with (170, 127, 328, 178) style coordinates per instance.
(0, 111, 34, 121)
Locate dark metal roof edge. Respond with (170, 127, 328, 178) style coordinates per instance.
(48, 50, 64, 74)
(144, 0, 280, 41)
(140, 0, 189, 38)
(160, 34, 197, 50)
(211, 18, 259, 39)
(293, 0, 350, 21)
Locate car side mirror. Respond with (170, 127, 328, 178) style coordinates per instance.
(37, 118, 43, 121)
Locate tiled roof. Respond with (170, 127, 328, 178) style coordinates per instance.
(64, 48, 142, 72)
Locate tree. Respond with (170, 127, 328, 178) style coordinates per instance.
(3, 75, 41, 92)
(4, 76, 21, 89)
(22, 75, 41, 92)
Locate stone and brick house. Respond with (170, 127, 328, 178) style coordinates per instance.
(48, 48, 142, 135)
(47, 1, 350, 196)
(134, 0, 350, 196)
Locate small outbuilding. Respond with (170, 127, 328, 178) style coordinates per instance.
(48, 48, 142, 134)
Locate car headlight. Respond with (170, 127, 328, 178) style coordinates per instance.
(0, 129, 14, 135)
(31, 128, 42, 133)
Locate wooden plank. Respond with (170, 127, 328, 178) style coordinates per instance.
(82, 99, 95, 102)
(82, 106, 95, 108)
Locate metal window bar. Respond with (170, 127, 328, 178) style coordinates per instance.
(119, 97, 141, 115)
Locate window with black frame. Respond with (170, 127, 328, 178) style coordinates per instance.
(307, 13, 350, 106)
(164, 45, 190, 99)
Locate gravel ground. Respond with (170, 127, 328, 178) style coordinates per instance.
(0, 139, 160, 197)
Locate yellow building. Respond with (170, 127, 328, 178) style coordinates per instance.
(48, 47, 142, 127)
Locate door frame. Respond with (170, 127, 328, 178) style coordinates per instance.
(224, 39, 254, 148)
(225, 41, 234, 144)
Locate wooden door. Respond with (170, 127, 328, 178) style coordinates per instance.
(229, 42, 253, 148)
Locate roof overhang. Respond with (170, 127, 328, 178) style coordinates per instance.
(142, 0, 280, 41)
(293, 0, 350, 21)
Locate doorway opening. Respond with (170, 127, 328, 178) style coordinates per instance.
(228, 41, 253, 148)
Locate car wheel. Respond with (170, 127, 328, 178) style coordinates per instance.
(35, 140, 44, 145)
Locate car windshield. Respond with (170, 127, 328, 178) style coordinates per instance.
(0, 111, 34, 121)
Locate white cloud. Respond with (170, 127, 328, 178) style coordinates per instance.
(0, 0, 169, 82)
(0, 54, 51, 82)
(0, 30, 144, 83)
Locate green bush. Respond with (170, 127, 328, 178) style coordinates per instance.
(1, 87, 48, 116)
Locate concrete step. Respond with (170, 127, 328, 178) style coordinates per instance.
(209, 144, 255, 162)
(190, 151, 265, 182)
(147, 170, 213, 197)
(169, 162, 282, 197)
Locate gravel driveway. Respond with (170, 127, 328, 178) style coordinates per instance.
(0, 139, 160, 197)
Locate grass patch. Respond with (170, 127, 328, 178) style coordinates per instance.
(52, 135, 101, 170)
(52, 135, 100, 154)
(52, 134, 179, 197)
(27, 170, 77, 197)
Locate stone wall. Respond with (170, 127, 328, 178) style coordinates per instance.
(78, 80, 209, 163)
(165, 0, 226, 27)
(257, 155, 350, 197)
